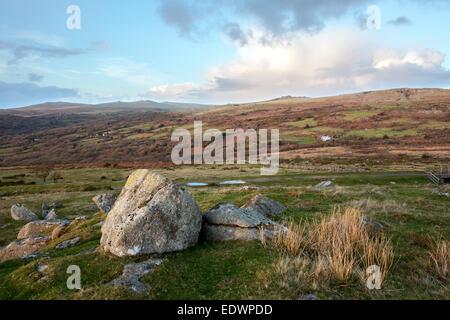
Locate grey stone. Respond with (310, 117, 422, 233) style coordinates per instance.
(433, 189, 449, 197)
(38, 264, 48, 273)
(105, 259, 163, 292)
(55, 237, 80, 249)
(92, 193, 117, 213)
(0, 235, 51, 263)
(241, 194, 286, 218)
(10, 204, 38, 221)
(42, 202, 62, 211)
(203, 203, 268, 228)
(360, 216, 383, 228)
(44, 209, 59, 220)
(202, 202, 285, 242)
(304, 294, 318, 300)
(314, 181, 334, 188)
(42, 202, 62, 217)
(22, 252, 49, 259)
(101, 170, 202, 256)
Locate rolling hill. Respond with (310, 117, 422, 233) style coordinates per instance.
(0, 88, 448, 167)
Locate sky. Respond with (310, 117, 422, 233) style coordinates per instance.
(0, 0, 450, 108)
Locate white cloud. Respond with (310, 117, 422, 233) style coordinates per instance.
(99, 57, 160, 86)
(146, 28, 450, 103)
(373, 49, 446, 70)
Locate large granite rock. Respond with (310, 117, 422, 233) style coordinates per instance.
(0, 235, 51, 263)
(17, 220, 70, 239)
(202, 202, 284, 241)
(241, 194, 286, 218)
(100, 169, 202, 256)
(10, 204, 38, 221)
(92, 193, 117, 213)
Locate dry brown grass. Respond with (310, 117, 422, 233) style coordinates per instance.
(271, 221, 309, 256)
(264, 207, 395, 286)
(428, 235, 449, 280)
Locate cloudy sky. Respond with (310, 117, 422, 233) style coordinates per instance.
(0, 0, 450, 108)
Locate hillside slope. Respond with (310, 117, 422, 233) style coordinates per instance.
(0, 88, 448, 167)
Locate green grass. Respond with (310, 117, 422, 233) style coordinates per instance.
(0, 166, 449, 299)
(344, 127, 417, 138)
(341, 110, 380, 121)
(280, 136, 317, 144)
(282, 118, 318, 128)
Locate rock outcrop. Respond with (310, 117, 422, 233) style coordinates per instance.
(17, 220, 69, 239)
(10, 204, 38, 221)
(92, 193, 117, 213)
(0, 235, 51, 263)
(241, 194, 286, 218)
(100, 169, 202, 256)
(202, 202, 284, 241)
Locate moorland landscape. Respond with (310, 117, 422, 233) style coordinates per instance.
(0, 88, 448, 300)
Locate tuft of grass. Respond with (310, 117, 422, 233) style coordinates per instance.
(271, 221, 309, 257)
(428, 235, 449, 281)
(264, 207, 395, 286)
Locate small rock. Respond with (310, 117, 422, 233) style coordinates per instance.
(0, 235, 51, 263)
(314, 181, 334, 188)
(76, 246, 99, 256)
(55, 237, 80, 249)
(390, 181, 396, 185)
(42, 202, 62, 211)
(105, 259, 163, 292)
(22, 252, 49, 259)
(38, 264, 48, 273)
(11, 204, 39, 221)
(433, 189, 450, 197)
(44, 209, 59, 220)
(0, 191, 7, 197)
(42, 202, 62, 217)
(360, 216, 383, 228)
(1, 224, 10, 229)
(92, 193, 117, 213)
(304, 294, 318, 300)
(241, 185, 262, 191)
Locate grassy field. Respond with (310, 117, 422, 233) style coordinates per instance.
(0, 165, 448, 300)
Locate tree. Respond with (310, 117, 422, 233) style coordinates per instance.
(49, 171, 63, 183)
(32, 165, 54, 182)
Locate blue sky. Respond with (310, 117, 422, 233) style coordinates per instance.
(0, 0, 449, 108)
